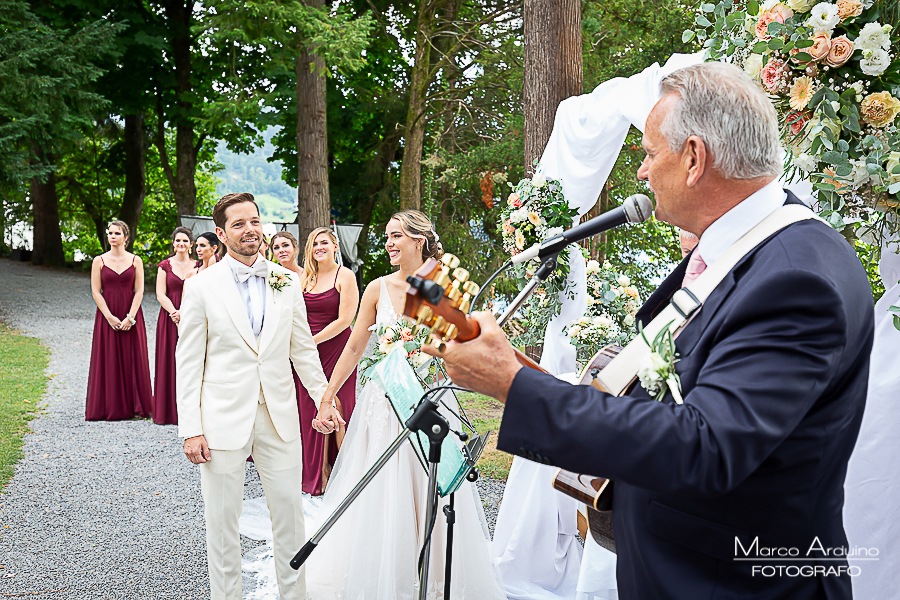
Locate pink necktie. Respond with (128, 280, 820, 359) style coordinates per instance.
(682, 251, 706, 288)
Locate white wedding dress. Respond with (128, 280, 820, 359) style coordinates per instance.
(306, 278, 506, 600)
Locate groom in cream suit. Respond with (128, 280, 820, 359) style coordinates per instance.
(176, 192, 328, 600)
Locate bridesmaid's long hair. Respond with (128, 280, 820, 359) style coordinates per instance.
(271, 231, 300, 270)
(197, 231, 224, 260)
(390, 210, 443, 261)
(166, 226, 195, 258)
(299, 227, 339, 292)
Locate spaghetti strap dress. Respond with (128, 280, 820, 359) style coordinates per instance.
(152, 258, 185, 425)
(296, 268, 357, 496)
(85, 256, 153, 421)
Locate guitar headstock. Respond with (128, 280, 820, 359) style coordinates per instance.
(403, 253, 481, 352)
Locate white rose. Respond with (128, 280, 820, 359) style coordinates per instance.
(413, 351, 430, 368)
(850, 160, 871, 187)
(531, 167, 547, 187)
(807, 3, 840, 31)
(794, 152, 817, 173)
(578, 316, 592, 325)
(637, 367, 664, 395)
(786, 0, 816, 12)
(850, 81, 865, 102)
(378, 339, 392, 355)
(623, 314, 635, 327)
(857, 22, 891, 51)
(568, 325, 582, 337)
(510, 207, 526, 223)
(586, 259, 601, 274)
(743, 54, 763, 80)
(885, 152, 900, 184)
(617, 274, 631, 287)
(860, 48, 891, 76)
(593, 315, 613, 328)
(744, 13, 756, 32)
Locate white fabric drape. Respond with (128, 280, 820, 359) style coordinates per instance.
(844, 232, 900, 599)
(492, 52, 704, 600)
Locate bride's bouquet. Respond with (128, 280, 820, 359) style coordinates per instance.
(359, 320, 436, 385)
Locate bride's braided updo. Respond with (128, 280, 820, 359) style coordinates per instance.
(390, 210, 443, 261)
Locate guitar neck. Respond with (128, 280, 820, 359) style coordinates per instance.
(513, 348, 548, 374)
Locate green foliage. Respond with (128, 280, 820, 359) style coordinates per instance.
(0, 323, 49, 491)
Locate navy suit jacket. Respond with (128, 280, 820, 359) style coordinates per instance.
(497, 193, 874, 599)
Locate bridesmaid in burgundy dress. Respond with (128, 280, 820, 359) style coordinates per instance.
(86, 221, 153, 421)
(272, 229, 359, 495)
(153, 226, 197, 425)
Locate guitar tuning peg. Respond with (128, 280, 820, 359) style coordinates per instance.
(447, 286, 461, 303)
(462, 281, 480, 296)
(459, 298, 470, 314)
(441, 254, 460, 269)
(451, 267, 469, 283)
(434, 270, 450, 288)
(432, 316, 447, 333)
(434, 339, 448, 353)
(416, 305, 433, 326)
(445, 324, 458, 340)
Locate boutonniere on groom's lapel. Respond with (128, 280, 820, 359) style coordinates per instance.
(636, 320, 683, 404)
(268, 271, 292, 293)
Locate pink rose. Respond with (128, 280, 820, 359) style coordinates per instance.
(756, 10, 785, 40)
(770, 3, 794, 21)
(761, 59, 790, 94)
(507, 193, 522, 207)
(825, 35, 854, 67)
(785, 111, 811, 135)
(808, 31, 832, 62)
(503, 220, 514, 235)
(837, 0, 863, 20)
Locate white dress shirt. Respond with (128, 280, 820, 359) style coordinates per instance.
(695, 179, 787, 266)
(225, 253, 268, 337)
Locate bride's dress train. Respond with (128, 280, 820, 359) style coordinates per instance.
(306, 278, 505, 600)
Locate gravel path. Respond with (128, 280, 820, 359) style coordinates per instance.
(0, 258, 505, 599)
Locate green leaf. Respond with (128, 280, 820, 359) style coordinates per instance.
(793, 51, 812, 62)
(821, 150, 848, 165)
(826, 212, 845, 229)
(695, 14, 712, 27)
(701, 3, 716, 12)
(893, 314, 900, 332)
(889, 182, 900, 194)
(747, 0, 759, 16)
(752, 41, 769, 53)
(682, 30, 695, 43)
(835, 164, 853, 177)
(824, 88, 840, 102)
(808, 87, 827, 107)
(823, 103, 838, 120)
(795, 39, 814, 48)
(837, 140, 850, 152)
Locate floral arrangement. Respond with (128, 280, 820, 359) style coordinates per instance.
(564, 256, 642, 366)
(499, 165, 579, 320)
(636, 321, 683, 404)
(268, 271, 292, 292)
(689, 0, 900, 236)
(358, 319, 435, 385)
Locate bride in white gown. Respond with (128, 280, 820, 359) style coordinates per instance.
(306, 210, 505, 600)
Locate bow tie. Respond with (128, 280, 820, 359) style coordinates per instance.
(234, 261, 268, 283)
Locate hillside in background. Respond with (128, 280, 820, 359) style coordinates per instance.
(215, 128, 298, 223)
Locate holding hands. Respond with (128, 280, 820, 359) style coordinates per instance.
(313, 396, 346, 434)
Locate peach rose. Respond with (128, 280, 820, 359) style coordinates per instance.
(761, 59, 790, 94)
(770, 3, 794, 20)
(860, 91, 900, 128)
(808, 31, 832, 61)
(825, 35, 855, 67)
(507, 192, 522, 207)
(785, 110, 811, 135)
(836, 0, 863, 20)
(503, 220, 514, 235)
(756, 10, 785, 39)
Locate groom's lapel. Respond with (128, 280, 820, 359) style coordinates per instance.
(257, 261, 280, 355)
(217, 262, 259, 352)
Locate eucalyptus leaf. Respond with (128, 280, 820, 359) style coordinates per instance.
(701, 2, 715, 11)
(682, 29, 695, 42)
(835, 164, 853, 177)
(821, 150, 848, 165)
(696, 14, 712, 27)
(747, 0, 759, 16)
(889, 182, 900, 194)
(752, 41, 769, 53)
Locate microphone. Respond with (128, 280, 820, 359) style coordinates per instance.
(511, 194, 653, 265)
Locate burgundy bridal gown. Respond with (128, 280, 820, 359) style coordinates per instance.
(85, 257, 153, 421)
(296, 270, 356, 496)
(152, 258, 187, 425)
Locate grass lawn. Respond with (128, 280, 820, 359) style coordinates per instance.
(458, 392, 513, 480)
(0, 322, 50, 491)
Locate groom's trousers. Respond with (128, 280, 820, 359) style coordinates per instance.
(199, 400, 306, 600)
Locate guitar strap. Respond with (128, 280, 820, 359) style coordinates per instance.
(595, 203, 824, 397)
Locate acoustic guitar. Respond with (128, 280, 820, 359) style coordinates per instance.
(403, 254, 635, 552)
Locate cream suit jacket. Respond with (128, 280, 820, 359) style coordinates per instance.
(175, 259, 329, 450)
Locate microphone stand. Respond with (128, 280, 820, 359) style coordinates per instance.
(496, 253, 561, 328)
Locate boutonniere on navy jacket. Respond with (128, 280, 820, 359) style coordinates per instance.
(637, 320, 682, 404)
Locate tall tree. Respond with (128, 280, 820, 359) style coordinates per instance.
(0, 0, 120, 265)
(523, 0, 582, 171)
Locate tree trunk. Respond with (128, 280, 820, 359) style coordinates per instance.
(119, 113, 147, 251)
(156, 0, 198, 221)
(398, 0, 441, 211)
(30, 143, 65, 267)
(524, 0, 582, 173)
(295, 0, 330, 246)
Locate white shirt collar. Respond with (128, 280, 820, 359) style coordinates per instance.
(695, 179, 787, 266)
(224, 252, 267, 279)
